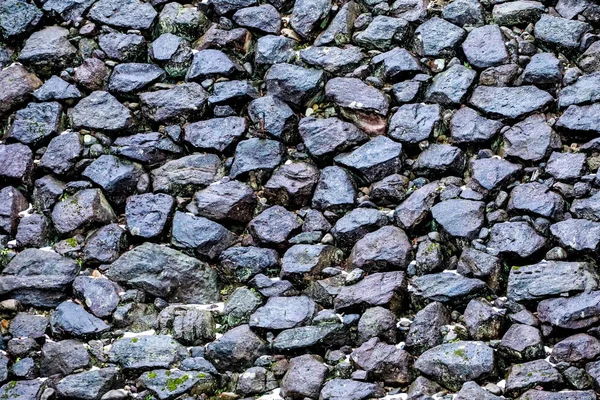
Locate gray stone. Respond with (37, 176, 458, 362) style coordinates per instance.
(508, 182, 564, 219)
(414, 17, 465, 57)
(334, 136, 402, 184)
(109, 335, 185, 370)
(192, 180, 257, 223)
(290, 0, 331, 38)
(334, 271, 406, 312)
(299, 117, 367, 161)
(550, 219, 600, 251)
(51, 189, 116, 235)
(504, 114, 561, 161)
(50, 301, 110, 338)
(88, 0, 157, 30)
(451, 107, 503, 144)
(469, 85, 553, 119)
(534, 14, 590, 49)
(431, 199, 484, 239)
(411, 272, 489, 308)
(265, 63, 324, 107)
(389, 103, 441, 143)
(462, 25, 509, 69)
(140, 83, 208, 123)
(171, 211, 235, 259)
(107, 242, 219, 303)
(71, 91, 134, 132)
(354, 16, 409, 51)
(151, 154, 223, 196)
(414, 341, 495, 391)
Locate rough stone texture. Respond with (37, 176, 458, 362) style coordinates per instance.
(1, 1, 600, 399)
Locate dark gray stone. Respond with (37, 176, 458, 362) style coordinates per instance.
(39, 131, 83, 175)
(51, 189, 116, 235)
(230, 138, 285, 179)
(248, 95, 297, 143)
(140, 83, 208, 123)
(334, 136, 402, 184)
(220, 246, 278, 282)
(171, 211, 235, 259)
(451, 107, 504, 144)
(462, 25, 509, 69)
(534, 14, 590, 49)
(108, 335, 185, 370)
(50, 301, 110, 338)
(264, 162, 319, 208)
(334, 271, 407, 312)
(186, 49, 241, 81)
(499, 323, 544, 362)
(349, 225, 412, 272)
(508, 182, 564, 219)
(8, 102, 62, 145)
(411, 272, 489, 307)
(431, 199, 484, 239)
(551, 219, 600, 251)
(88, 0, 157, 30)
(469, 85, 553, 119)
(71, 91, 134, 132)
(504, 114, 561, 161)
(265, 63, 325, 107)
(108, 63, 165, 94)
(192, 180, 257, 223)
(281, 354, 328, 399)
(299, 117, 368, 161)
(413, 17, 465, 57)
(73, 276, 120, 318)
(290, 0, 331, 39)
(107, 242, 219, 303)
(389, 103, 441, 143)
(205, 324, 268, 372)
(507, 261, 599, 302)
(248, 205, 301, 247)
(151, 154, 223, 196)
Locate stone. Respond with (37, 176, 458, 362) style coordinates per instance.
(299, 117, 367, 161)
(74, 58, 108, 91)
(255, 35, 295, 66)
(315, 1, 359, 46)
(389, 103, 440, 143)
(504, 114, 561, 162)
(334, 271, 406, 312)
(171, 211, 235, 259)
(281, 244, 342, 283)
(18, 26, 77, 73)
(151, 154, 223, 196)
(157, 2, 208, 41)
(457, 247, 502, 292)
(50, 301, 110, 338)
(111, 132, 182, 165)
(357, 306, 397, 344)
(462, 25, 509, 69)
(442, 0, 484, 27)
(470, 158, 521, 192)
(230, 138, 285, 179)
(394, 181, 440, 230)
(83, 155, 144, 204)
(464, 298, 503, 341)
(414, 341, 495, 391)
(469, 85, 553, 119)
(558, 72, 600, 108)
(349, 225, 411, 272)
(331, 208, 387, 249)
(33, 75, 81, 101)
(220, 246, 278, 282)
(248, 205, 301, 247)
(534, 14, 590, 49)
(156, 304, 216, 345)
(425, 64, 476, 105)
(281, 355, 327, 399)
(250, 296, 316, 330)
(51, 189, 116, 235)
(41, 339, 89, 376)
(39, 131, 83, 175)
(210, 0, 256, 15)
(456, 381, 503, 400)
(505, 359, 563, 397)
(108, 63, 165, 94)
(538, 291, 600, 330)
(233, 4, 281, 34)
(109, 335, 185, 370)
(99, 32, 146, 62)
(320, 379, 384, 400)
(248, 95, 297, 143)
(546, 151, 586, 181)
(82, 224, 127, 264)
(372, 47, 423, 81)
(411, 272, 489, 308)
(414, 144, 465, 177)
(507, 261, 599, 302)
(140, 83, 208, 123)
(334, 136, 402, 184)
(265, 63, 324, 107)
(351, 337, 413, 385)
(0, 64, 42, 118)
(508, 182, 564, 219)
(186, 49, 241, 81)
(552, 334, 600, 364)
(71, 91, 134, 132)
(493, 1, 544, 26)
(431, 199, 484, 239)
(8, 102, 62, 145)
(107, 242, 219, 303)
(0, 0, 42, 39)
(354, 16, 409, 51)
(523, 53, 563, 85)
(264, 162, 320, 208)
(88, 0, 157, 30)
(571, 192, 600, 221)
(557, 104, 600, 134)
(205, 325, 268, 372)
(414, 17, 465, 57)
(0, 143, 33, 183)
(185, 116, 245, 152)
(72, 276, 120, 318)
(499, 323, 544, 362)
(290, 0, 331, 39)
(56, 367, 118, 400)
(550, 219, 600, 251)
(300, 46, 364, 75)
(192, 180, 257, 223)
(451, 107, 504, 144)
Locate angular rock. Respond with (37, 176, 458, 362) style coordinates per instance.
(205, 324, 268, 372)
(192, 180, 257, 223)
(264, 162, 319, 208)
(71, 91, 134, 132)
(469, 85, 553, 119)
(248, 205, 301, 247)
(82, 155, 144, 204)
(462, 25, 509, 69)
(8, 102, 62, 145)
(351, 337, 413, 385)
(281, 244, 342, 283)
(73, 275, 120, 318)
(50, 301, 110, 338)
(248, 95, 297, 143)
(505, 359, 563, 397)
(431, 199, 484, 239)
(414, 17, 465, 57)
(334, 271, 406, 312)
(299, 117, 367, 161)
(499, 323, 544, 362)
(88, 0, 157, 30)
(538, 291, 600, 330)
(290, 0, 331, 39)
(414, 144, 465, 177)
(151, 154, 223, 196)
(425, 64, 476, 105)
(507, 261, 599, 302)
(335, 136, 401, 184)
(411, 272, 489, 308)
(551, 219, 600, 251)
(394, 181, 440, 230)
(171, 211, 235, 259)
(109, 335, 185, 370)
(534, 14, 590, 49)
(470, 158, 521, 192)
(415, 341, 495, 391)
(51, 189, 116, 235)
(230, 138, 285, 179)
(265, 63, 324, 107)
(18, 26, 77, 73)
(389, 103, 441, 143)
(451, 107, 504, 144)
(504, 114, 561, 161)
(220, 246, 279, 282)
(349, 225, 412, 272)
(108, 63, 165, 94)
(0, 64, 42, 117)
(186, 49, 241, 81)
(106, 242, 219, 303)
(281, 354, 327, 399)
(140, 83, 208, 123)
(508, 182, 564, 219)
